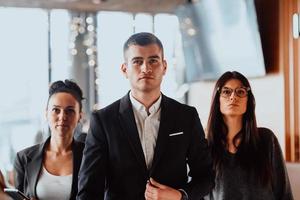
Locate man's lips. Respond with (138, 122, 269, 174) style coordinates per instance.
(139, 76, 154, 80)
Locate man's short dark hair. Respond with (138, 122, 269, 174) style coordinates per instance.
(123, 32, 164, 60)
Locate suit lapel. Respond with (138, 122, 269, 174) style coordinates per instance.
(26, 138, 48, 197)
(119, 93, 148, 172)
(150, 95, 174, 175)
(25, 138, 83, 200)
(70, 140, 84, 200)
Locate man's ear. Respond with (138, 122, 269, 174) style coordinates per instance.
(121, 63, 128, 78)
(162, 60, 167, 75)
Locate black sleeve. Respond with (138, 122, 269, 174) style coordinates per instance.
(76, 112, 108, 200)
(184, 107, 215, 199)
(14, 153, 25, 193)
(270, 131, 294, 200)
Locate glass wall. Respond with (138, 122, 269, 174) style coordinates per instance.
(0, 7, 182, 186)
(0, 8, 48, 185)
(0, 8, 72, 185)
(97, 12, 182, 108)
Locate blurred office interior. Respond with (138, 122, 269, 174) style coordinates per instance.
(0, 0, 299, 198)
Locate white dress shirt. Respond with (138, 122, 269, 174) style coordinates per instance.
(130, 92, 162, 169)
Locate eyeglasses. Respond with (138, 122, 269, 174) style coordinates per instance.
(218, 86, 250, 98)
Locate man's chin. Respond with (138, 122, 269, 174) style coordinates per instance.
(138, 86, 155, 93)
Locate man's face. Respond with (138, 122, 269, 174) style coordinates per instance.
(121, 44, 167, 94)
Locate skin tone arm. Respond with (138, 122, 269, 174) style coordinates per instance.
(144, 178, 182, 200)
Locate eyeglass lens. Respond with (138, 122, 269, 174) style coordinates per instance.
(220, 87, 248, 98)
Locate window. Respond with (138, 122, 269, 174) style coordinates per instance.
(97, 12, 182, 108)
(0, 8, 48, 183)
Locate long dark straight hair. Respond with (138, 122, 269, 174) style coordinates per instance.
(207, 71, 272, 186)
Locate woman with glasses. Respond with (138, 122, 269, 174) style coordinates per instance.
(204, 71, 293, 200)
(14, 80, 85, 200)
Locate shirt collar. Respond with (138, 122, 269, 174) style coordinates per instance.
(129, 91, 162, 114)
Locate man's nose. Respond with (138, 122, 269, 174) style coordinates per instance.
(141, 62, 152, 73)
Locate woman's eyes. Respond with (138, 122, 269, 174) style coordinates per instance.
(52, 108, 75, 114)
(65, 109, 75, 114)
(222, 89, 232, 95)
(52, 108, 60, 113)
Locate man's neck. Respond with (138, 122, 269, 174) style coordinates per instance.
(131, 90, 161, 111)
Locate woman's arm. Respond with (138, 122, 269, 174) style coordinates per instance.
(271, 133, 294, 200)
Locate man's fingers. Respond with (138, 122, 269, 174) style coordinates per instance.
(150, 177, 166, 189)
(146, 182, 153, 192)
(146, 181, 158, 194)
(145, 189, 152, 199)
(145, 186, 158, 200)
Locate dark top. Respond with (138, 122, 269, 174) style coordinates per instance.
(205, 128, 293, 200)
(14, 137, 85, 200)
(77, 93, 215, 200)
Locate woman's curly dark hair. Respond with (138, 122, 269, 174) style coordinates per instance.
(48, 79, 84, 111)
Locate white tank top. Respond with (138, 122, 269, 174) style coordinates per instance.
(36, 167, 72, 200)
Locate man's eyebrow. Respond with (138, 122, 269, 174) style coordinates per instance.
(52, 105, 61, 108)
(131, 57, 143, 61)
(148, 55, 160, 59)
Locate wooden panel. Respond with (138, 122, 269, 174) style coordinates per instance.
(280, 0, 292, 161)
(280, 0, 300, 162)
(293, 0, 300, 159)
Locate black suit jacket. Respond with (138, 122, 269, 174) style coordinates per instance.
(77, 93, 214, 200)
(14, 137, 85, 200)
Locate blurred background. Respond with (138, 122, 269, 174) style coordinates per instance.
(0, 0, 299, 198)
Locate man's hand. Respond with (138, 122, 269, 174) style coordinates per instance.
(144, 178, 182, 200)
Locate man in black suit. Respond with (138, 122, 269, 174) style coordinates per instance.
(77, 32, 214, 200)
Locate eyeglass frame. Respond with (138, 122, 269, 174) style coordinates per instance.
(217, 86, 251, 98)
